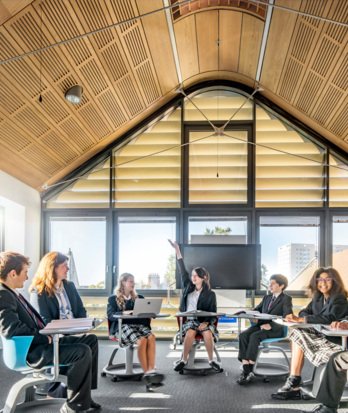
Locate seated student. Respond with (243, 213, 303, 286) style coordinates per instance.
(169, 240, 220, 372)
(30, 251, 87, 323)
(302, 319, 348, 413)
(272, 267, 347, 400)
(237, 274, 293, 385)
(107, 272, 164, 386)
(29, 251, 93, 400)
(0, 251, 100, 413)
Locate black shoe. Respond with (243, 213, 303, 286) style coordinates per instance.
(89, 400, 101, 410)
(271, 375, 302, 400)
(60, 402, 86, 413)
(209, 360, 222, 372)
(173, 360, 187, 372)
(302, 404, 337, 413)
(143, 372, 165, 385)
(237, 371, 254, 385)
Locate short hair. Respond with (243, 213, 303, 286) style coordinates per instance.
(0, 251, 30, 281)
(270, 274, 288, 290)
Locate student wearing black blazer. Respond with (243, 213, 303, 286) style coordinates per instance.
(237, 274, 293, 384)
(29, 251, 100, 409)
(169, 240, 220, 372)
(0, 251, 100, 413)
(272, 267, 348, 401)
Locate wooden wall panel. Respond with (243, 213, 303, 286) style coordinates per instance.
(196, 10, 219, 72)
(261, 0, 299, 90)
(174, 14, 199, 80)
(219, 10, 242, 72)
(238, 13, 263, 80)
(136, 0, 178, 94)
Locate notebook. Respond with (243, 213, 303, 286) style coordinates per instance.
(132, 298, 162, 316)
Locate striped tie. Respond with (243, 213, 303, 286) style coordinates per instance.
(268, 295, 276, 311)
(17, 293, 45, 329)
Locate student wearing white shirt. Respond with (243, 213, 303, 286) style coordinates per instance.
(169, 240, 220, 372)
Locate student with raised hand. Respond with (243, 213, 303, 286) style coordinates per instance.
(272, 267, 347, 401)
(107, 272, 164, 386)
(0, 251, 100, 413)
(29, 251, 98, 403)
(237, 274, 293, 385)
(168, 240, 220, 372)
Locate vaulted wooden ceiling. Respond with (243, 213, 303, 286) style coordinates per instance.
(0, 0, 347, 190)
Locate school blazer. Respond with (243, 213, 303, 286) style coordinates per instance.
(30, 280, 86, 324)
(177, 258, 217, 323)
(299, 293, 347, 324)
(0, 283, 50, 367)
(254, 292, 293, 333)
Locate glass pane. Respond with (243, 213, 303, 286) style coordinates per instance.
(256, 105, 325, 207)
(49, 217, 107, 289)
(332, 216, 348, 290)
(184, 89, 253, 121)
(259, 216, 320, 290)
(46, 159, 110, 209)
(329, 154, 348, 207)
(188, 216, 248, 244)
(113, 107, 181, 208)
(188, 130, 248, 204)
(118, 217, 176, 290)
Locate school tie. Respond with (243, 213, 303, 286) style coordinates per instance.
(17, 293, 45, 329)
(268, 295, 276, 311)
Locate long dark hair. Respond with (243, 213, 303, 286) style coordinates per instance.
(308, 267, 347, 298)
(192, 266, 211, 290)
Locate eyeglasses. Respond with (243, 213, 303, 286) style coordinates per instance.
(317, 277, 333, 283)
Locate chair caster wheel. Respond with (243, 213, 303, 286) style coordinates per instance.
(111, 377, 118, 382)
(101, 372, 106, 377)
(219, 368, 224, 373)
(263, 378, 270, 383)
(179, 370, 184, 375)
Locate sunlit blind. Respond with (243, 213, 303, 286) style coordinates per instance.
(255, 106, 325, 207)
(188, 130, 248, 204)
(46, 158, 110, 208)
(184, 90, 253, 121)
(329, 154, 348, 207)
(113, 108, 181, 208)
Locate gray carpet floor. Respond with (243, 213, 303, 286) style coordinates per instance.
(0, 340, 347, 413)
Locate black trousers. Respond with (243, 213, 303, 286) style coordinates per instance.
(316, 350, 348, 408)
(28, 334, 98, 411)
(238, 325, 282, 362)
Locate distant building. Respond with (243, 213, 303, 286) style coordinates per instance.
(278, 243, 316, 281)
(148, 273, 160, 289)
(333, 245, 348, 253)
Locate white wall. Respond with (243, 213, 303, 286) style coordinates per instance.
(0, 171, 41, 296)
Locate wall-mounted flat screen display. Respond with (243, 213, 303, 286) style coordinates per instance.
(176, 244, 260, 289)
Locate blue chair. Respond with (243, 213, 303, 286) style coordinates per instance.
(253, 325, 290, 381)
(1, 335, 66, 413)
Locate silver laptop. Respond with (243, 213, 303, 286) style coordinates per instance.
(132, 298, 162, 316)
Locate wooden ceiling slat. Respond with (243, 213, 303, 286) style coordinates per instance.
(219, 10, 242, 72)
(196, 10, 219, 72)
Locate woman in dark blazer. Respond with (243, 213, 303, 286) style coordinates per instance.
(169, 240, 220, 372)
(29, 251, 99, 407)
(272, 267, 348, 400)
(237, 274, 293, 385)
(30, 252, 86, 323)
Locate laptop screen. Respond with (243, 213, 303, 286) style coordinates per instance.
(132, 298, 162, 316)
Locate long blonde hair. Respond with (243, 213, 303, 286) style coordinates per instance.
(115, 273, 137, 309)
(29, 251, 68, 296)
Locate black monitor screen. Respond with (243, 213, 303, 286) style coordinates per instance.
(176, 244, 260, 289)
